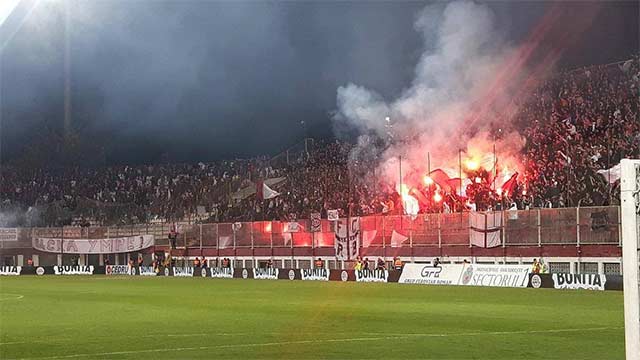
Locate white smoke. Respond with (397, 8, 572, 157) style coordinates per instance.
(334, 1, 533, 185)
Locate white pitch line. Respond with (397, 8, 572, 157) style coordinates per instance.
(0, 293, 24, 301)
(140, 332, 248, 338)
(362, 326, 623, 337)
(0, 333, 247, 346)
(12, 326, 624, 360)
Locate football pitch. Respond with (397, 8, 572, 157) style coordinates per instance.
(0, 276, 624, 359)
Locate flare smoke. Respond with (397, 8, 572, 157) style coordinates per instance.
(334, 0, 535, 186)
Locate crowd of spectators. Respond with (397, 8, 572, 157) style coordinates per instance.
(1, 57, 638, 226)
(521, 56, 639, 208)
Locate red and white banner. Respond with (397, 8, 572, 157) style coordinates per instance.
(32, 235, 154, 254)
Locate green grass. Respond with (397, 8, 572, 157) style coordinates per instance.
(0, 276, 624, 359)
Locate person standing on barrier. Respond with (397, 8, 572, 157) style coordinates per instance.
(169, 228, 178, 249)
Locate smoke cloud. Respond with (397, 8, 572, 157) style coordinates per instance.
(334, 0, 533, 186)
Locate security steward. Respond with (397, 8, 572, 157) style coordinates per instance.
(394, 257, 403, 271)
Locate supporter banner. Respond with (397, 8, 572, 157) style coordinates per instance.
(310, 212, 321, 232)
(552, 273, 607, 291)
(327, 210, 339, 221)
(459, 264, 530, 288)
(399, 264, 464, 285)
(335, 218, 360, 260)
(210, 267, 234, 279)
(53, 265, 94, 275)
(301, 268, 329, 281)
(172, 267, 194, 277)
(469, 212, 502, 248)
(355, 269, 388, 283)
(284, 222, 300, 233)
(252, 268, 279, 280)
(0, 228, 18, 242)
(0, 266, 22, 276)
(105, 265, 132, 275)
(33, 235, 154, 254)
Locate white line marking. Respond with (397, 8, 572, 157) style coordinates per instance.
(0, 293, 24, 301)
(12, 326, 623, 359)
(140, 332, 248, 338)
(0, 333, 248, 347)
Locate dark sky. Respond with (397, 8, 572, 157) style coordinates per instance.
(0, 0, 637, 165)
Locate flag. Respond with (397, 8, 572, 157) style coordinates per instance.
(447, 178, 472, 196)
(256, 180, 280, 200)
(218, 236, 232, 249)
(361, 230, 377, 248)
(446, 177, 460, 193)
(597, 163, 621, 184)
(501, 172, 518, 197)
(390, 230, 408, 248)
(429, 169, 455, 193)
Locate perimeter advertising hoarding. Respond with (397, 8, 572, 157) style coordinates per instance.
(459, 264, 531, 288)
(399, 264, 464, 285)
(399, 264, 530, 288)
(0, 266, 22, 275)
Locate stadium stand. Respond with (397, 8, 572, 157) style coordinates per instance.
(1, 58, 638, 227)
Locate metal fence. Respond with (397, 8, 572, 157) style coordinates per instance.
(1, 206, 621, 251)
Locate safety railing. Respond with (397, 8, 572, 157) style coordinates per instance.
(0, 206, 621, 251)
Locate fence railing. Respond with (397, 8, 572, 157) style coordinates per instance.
(0, 206, 621, 251)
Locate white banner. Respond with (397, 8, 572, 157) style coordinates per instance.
(33, 235, 154, 254)
(54, 265, 94, 275)
(552, 273, 606, 291)
(0, 266, 21, 276)
(335, 218, 360, 260)
(253, 268, 279, 280)
(301, 268, 329, 281)
(459, 264, 530, 288)
(327, 210, 339, 221)
(172, 267, 194, 277)
(0, 228, 18, 242)
(210, 267, 234, 279)
(399, 264, 464, 285)
(355, 269, 388, 283)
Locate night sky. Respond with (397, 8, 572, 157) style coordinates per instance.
(0, 0, 637, 165)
